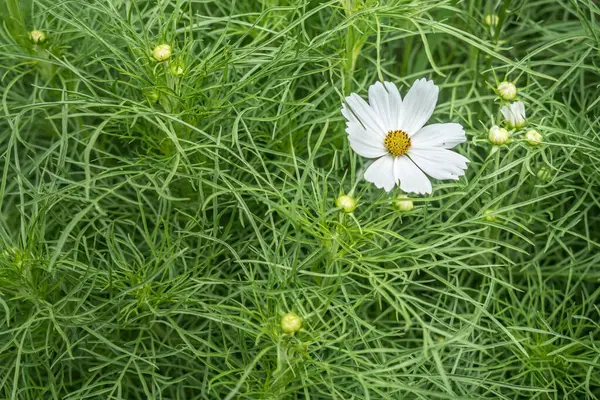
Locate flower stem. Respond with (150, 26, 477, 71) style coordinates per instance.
(342, 0, 362, 93)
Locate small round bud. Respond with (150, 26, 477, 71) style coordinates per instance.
(497, 81, 517, 100)
(483, 209, 497, 222)
(525, 129, 543, 146)
(488, 125, 509, 145)
(152, 44, 172, 62)
(336, 195, 356, 213)
(485, 14, 498, 27)
(169, 62, 185, 76)
(30, 30, 46, 44)
(281, 312, 302, 334)
(537, 166, 552, 182)
(394, 194, 414, 212)
(145, 90, 160, 103)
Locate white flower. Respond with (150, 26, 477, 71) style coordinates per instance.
(497, 81, 517, 100)
(341, 79, 469, 194)
(501, 101, 526, 129)
(488, 125, 509, 145)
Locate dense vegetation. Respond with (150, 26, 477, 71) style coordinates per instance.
(1, 0, 599, 398)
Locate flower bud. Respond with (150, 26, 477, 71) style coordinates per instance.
(336, 195, 356, 213)
(488, 125, 509, 145)
(152, 44, 172, 62)
(483, 209, 497, 222)
(525, 129, 543, 146)
(169, 62, 185, 76)
(501, 101, 527, 129)
(497, 81, 517, 100)
(537, 166, 552, 182)
(394, 194, 414, 212)
(485, 14, 498, 26)
(281, 312, 302, 334)
(145, 90, 160, 103)
(30, 30, 46, 45)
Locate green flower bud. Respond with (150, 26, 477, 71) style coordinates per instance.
(145, 90, 160, 103)
(483, 209, 497, 222)
(525, 129, 543, 146)
(537, 166, 552, 182)
(488, 125, 509, 145)
(152, 44, 172, 62)
(336, 195, 356, 213)
(485, 14, 498, 26)
(281, 312, 302, 334)
(497, 81, 517, 100)
(169, 62, 185, 76)
(394, 194, 414, 212)
(30, 30, 46, 44)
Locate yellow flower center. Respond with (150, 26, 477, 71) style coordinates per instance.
(384, 130, 411, 156)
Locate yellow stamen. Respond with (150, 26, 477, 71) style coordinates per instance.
(384, 130, 411, 157)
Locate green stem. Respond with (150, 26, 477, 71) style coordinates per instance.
(342, 0, 362, 94)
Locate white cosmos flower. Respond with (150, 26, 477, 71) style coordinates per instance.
(501, 101, 526, 129)
(341, 78, 469, 194)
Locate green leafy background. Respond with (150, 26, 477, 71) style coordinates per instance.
(0, 0, 599, 398)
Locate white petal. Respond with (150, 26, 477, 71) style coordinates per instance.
(399, 78, 439, 135)
(348, 134, 387, 158)
(516, 101, 526, 118)
(408, 148, 469, 181)
(342, 103, 382, 143)
(364, 155, 396, 192)
(367, 81, 404, 132)
(341, 103, 361, 126)
(368, 82, 393, 130)
(411, 123, 466, 149)
(500, 105, 514, 126)
(383, 82, 403, 128)
(343, 103, 387, 158)
(344, 93, 387, 138)
(393, 156, 432, 194)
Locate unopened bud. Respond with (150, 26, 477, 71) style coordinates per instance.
(525, 130, 543, 146)
(497, 81, 517, 100)
(336, 195, 357, 213)
(145, 90, 160, 103)
(30, 30, 46, 44)
(488, 125, 509, 145)
(537, 166, 552, 182)
(281, 312, 302, 334)
(483, 209, 497, 222)
(169, 62, 185, 76)
(152, 44, 172, 62)
(485, 14, 498, 26)
(394, 194, 414, 212)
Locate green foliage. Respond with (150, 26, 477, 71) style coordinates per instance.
(0, 0, 599, 398)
